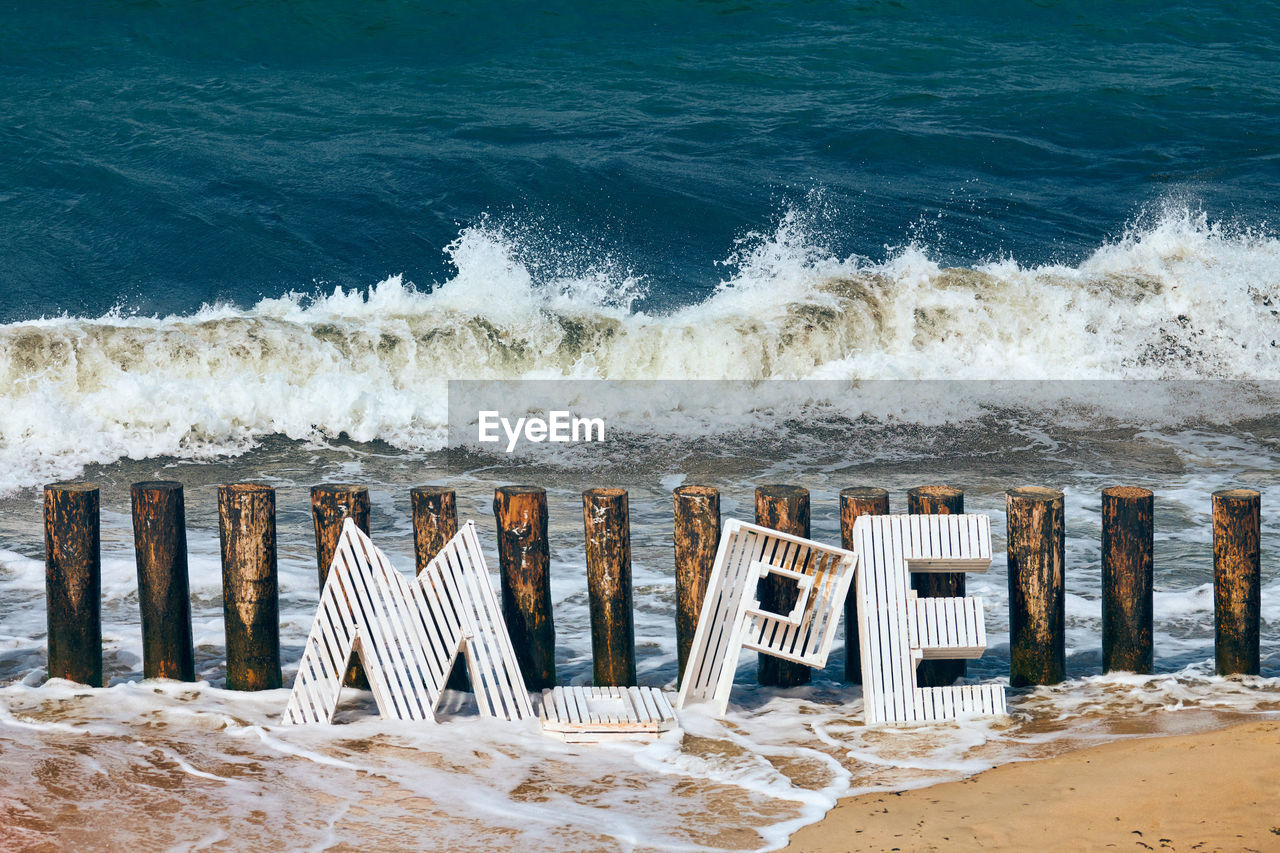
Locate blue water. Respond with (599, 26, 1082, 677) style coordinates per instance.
(4, 1, 1277, 321)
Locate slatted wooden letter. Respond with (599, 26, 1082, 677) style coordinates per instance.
(675, 519, 858, 715)
(855, 514, 1007, 725)
(282, 519, 534, 725)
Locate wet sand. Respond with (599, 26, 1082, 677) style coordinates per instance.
(784, 719, 1280, 853)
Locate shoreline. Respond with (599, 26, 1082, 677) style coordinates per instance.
(783, 718, 1280, 852)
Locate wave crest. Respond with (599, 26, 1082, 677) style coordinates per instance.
(2, 206, 1279, 490)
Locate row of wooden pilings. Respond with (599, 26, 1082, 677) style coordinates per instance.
(42, 481, 1263, 692)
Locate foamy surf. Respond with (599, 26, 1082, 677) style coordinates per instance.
(2, 206, 1279, 491)
(2, 666, 1277, 852)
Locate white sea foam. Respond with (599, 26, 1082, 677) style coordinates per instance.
(2, 206, 1280, 490)
(3, 664, 1274, 852)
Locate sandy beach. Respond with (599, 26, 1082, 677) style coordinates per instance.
(785, 719, 1280, 853)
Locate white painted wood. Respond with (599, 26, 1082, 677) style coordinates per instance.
(282, 520, 534, 726)
(854, 514, 1007, 726)
(539, 685, 677, 742)
(675, 519, 858, 715)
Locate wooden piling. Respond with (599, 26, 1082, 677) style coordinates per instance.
(1006, 486, 1066, 687)
(411, 486, 458, 571)
(583, 488, 636, 687)
(132, 481, 195, 681)
(1101, 486, 1154, 674)
(840, 486, 888, 684)
(44, 483, 102, 686)
(218, 483, 281, 691)
(1213, 488, 1261, 676)
(411, 485, 468, 690)
(310, 483, 370, 688)
(493, 485, 556, 689)
(755, 484, 811, 688)
(310, 484, 371, 585)
(674, 485, 720, 686)
(908, 485, 966, 687)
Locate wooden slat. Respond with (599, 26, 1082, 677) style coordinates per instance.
(571, 686, 593, 724)
(652, 688, 676, 720)
(872, 516, 897, 725)
(889, 516, 914, 722)
(961, 600, 977, 651)
(552, 686, 571, 724)
(948, 513, 961, 562)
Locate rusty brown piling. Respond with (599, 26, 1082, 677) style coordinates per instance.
(411, 486, 458, 571)
(310, 484, 371, 585)
(44, 483, 102, 686)
(1213, 488, 1261, 676)
(1006, 486, 1066, 687)
(840, 486, 888, 683)
(132, 481, 195, 681)
(908, 485, 966, 687)
(1101, 486, 1154, 674)
(583, 488, 636, 687)
(218, 483, 281, 691)
(755, 484, 811, 688)
(412, 485, 468, 689)
(310, 483, 371, 688)
(494, 485, 556, 689)
(674, 485, 721, 686)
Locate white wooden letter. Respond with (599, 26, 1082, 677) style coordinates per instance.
(854, 514, 1007, 725)
(281, 520, 534, 725)
(675, 519, 858, 715)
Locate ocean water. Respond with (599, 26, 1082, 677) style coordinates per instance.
(3, 2, 1280, 850)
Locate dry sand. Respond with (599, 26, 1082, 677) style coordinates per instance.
(784, 719, 1280, 853)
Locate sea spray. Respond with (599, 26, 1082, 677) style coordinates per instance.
(2, 207, 1280, 492)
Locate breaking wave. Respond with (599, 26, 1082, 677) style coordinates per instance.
(2, 205, 1280, 490)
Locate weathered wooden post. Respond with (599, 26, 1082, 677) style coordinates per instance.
(411, 485, 468, 689)
(493, 485, 556, 689)
(411, 486, 458, 570)
(310, 483, 370, 687)
(908, 485, 966, 686)
(310, 484, 371, 584)
(583, 488, 636, 687)
(1213, 488, 1260, 676)
(840, 486, 888, 684)
(674, 485, 720, 686)
(1101, 486, 1154, 674)
(756, 484, 811, 687)
(44, 483, 102, 686)
(132, 481, 195, 681)
(1006, 486, 1066, 687)
(218, 483, 281, 691)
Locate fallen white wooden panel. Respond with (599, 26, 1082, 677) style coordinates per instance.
(675, 518, 858, 715)
(855, 513, 1007, 726)
(539, 685, 677, 743)
(281, 519, 534, 725)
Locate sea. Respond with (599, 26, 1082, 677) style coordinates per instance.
(3, 2, 1280, 850)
